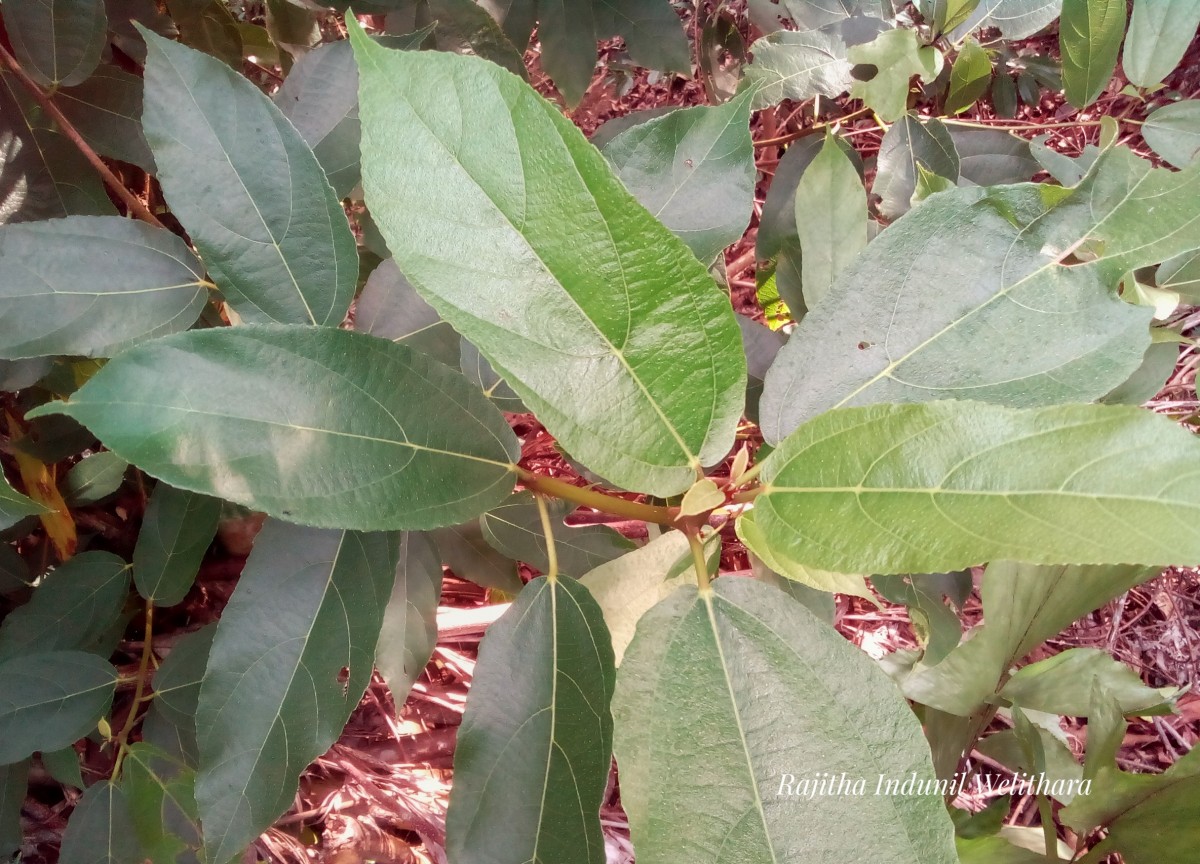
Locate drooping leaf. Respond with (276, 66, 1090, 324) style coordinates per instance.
(742, 29, 853, 110)
(164, 0, 242, 68)
(945, 38, 992, 114)
(352, 30, 745, 497)
(872, 572, 966, 666)
(375, 532, 443, 707)
(1142, 101, 1200, 169)
(602, 92, 755, 263)
(948, 127, 1039, 185)
(977, 725, 1083, 803)
(760, 148, 1200, 440)
(872, 113, 959, 220)
(431, 520, 522, 593)
(141, 28, 357, 326)
(0, 650, 116, 764)
(999, 649, 1178, 716)
(415, 0, 527, 79)
(2, 0, 106, 87)
(594, 0, 691, 75)
(536, 0, 595, 106)
(62, 452, 127, 505)
(794, 132, 867, 307)
(1060, 0, 1125, 109)
(195, 520, 398, 863)
(446, 575, 615, 864)
(133, 483, 221, 607)
(0, 552, 129, 662)
(1123, 0, 1200, 88)
(30, 326, 520, 531)
(0, 217, 207, 359)
(953, 0, 1065, 39)
(123, 743, 203, 863)
(354, 258, 460, 367)
(41, 746, 84, 789)
(613, 577, 958, 864)
(849, 29, 942, 122)
(480, 492, 636, 577)
(55, 66, 155, 172)
(0, 469, 47, 530)
(57, 780, 142, 864)
(0, 760, 26, 859)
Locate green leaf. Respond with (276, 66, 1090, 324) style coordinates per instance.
(63, 452, 128, 505)
(738, 315, 787, 423)
(431, 520, 522, 593)
(849, 29, 942, 122)
(1123, 0, 1200, 88)
(104, 0, 176, 64)
(0, 552, 129, 662)
(578, 529, 694, 664)
(736, 506, 874, 598)
(123, 743, 203, 863)
(195, 520, 398, 863)
(613, 577, 957, 864)
(952, 0, 1065, 40)
(0, 217, 207, 359)
(1157, 248, 1200, 302)
(352, 31, 745, 497)
(41, 746, 84, 789)
(955, 833, 1063, 863)
(458, 337, 526, 411)
(537, 0, 595, 106)
(30, 326, 520, 531)
(0, 650, 116, 763)
(164, 0, 242, 68)
(923, 0, 984, 34)
(1060, 0, 1125, 109)
(446, 575, 615, 864)
(476, 0, 535, 49)
(872, 113, 959, 220)
(133, 483, 221, 607)
(977, 726, 1084, 803)
(602, 93, 755, 263)
(948, 128, 1039, 186)
(375, 532, 443, 707)
(480, 492, 635, 577)
(742, 29, 853, 110)
(0, 760, 27, 859)
(945, 38, 992, 114)
(0, 470, 48, 531)
(1142, 101, 1200, 169)
(0, 357, 50, 391)
(141, 29, 357, 326)
(794, 132, 867, 307)
(55, 66, 155, 172)
(594, 0, 690, 75)
(354, 258, 460, 368)
(992, 71, 1018, 117)
(755, 135, 827, 314)
(1100, 339, 1178, 405)
(416, 0, 527, 79)
(1, 0, 106, 87)
(872, 573, 965, 666)
(999, 649, 1179, 716)
(761, 148, 1200, 440)
(147, 623, 215, 760)
(265, 0, 317, 55)
(57, 780, 142, 864)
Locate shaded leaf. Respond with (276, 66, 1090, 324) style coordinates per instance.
(948, 127, 1038, 185)
(2, 0, 106, 87)
(1123, 0, 1200, 88)
(459, 338, 526, 412)
(57, 780, 142, 864)
(147, 623, 215, 761)
(354, 258, 460, 367)
(164, 0, 242, 68)
(431, 520, 522, 594)
(56, 65, 155, 172)
(104, 0, 177, 63)
(1157, 248, 1200, 302)
(536, 0, 595, 106)
(416, 0, 527, 79)
(41, 746, 83, 789)
(481, 491, 636, 576)
(794, 132, 867, 307)
(0, 357, 50, 391)
(872, 573, 965, 665)
(1060, 0, 1125, 109)
(977, 726, 1083, 803)
(134, 483, 221, 607)
(953, 0, 1065, 39)
(1142, 101, 1200, 169)
(873, 113, 959, 220)
(62, 452, 127, 505)
(738, 314, 786, 423)
(1100, 339, 1178, 405)
(999, 649, 1179, 716)
(0, 760, 27, 859)
(123, 743, 203, 863)
(0, 650, 116, 764)
(742, 28, 853, 110)
(376, 532, 443, 707)
(594, 0, 691, 75)
(0, 469, 48, 531)
(945, 38, 992, 114)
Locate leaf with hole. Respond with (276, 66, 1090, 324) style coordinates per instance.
(849, 29, 942, 122)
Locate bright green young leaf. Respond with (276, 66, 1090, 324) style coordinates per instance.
(480, 492, 636, 576)
(352, 30, 745, 497)
(134, 483, 221, 607)
(0, 470, 47, 530)
(757, 401, 1200, 574)
(0, 552, 129, 662)
(123, 743, 203, 863)
(57, 780, 142, 864)
(602, 92, 755, 263)
(0, 217, 207, 359)
(742, 29, 853, 110)
(141, 28, 357, 326)
(1123, 0, 1200, 88)
(0, 650, 116, 764)
(56, 66, 155, 172)
(164, 0, 242, 68)
(873, 114, 959, 220)
(912, 163, 956, 203)
(196, 520, 398, 863)
(1142, 101, 1200, 169)
(2, 0, 106, 87)
(446, 576, 615, 864)
(794, 132, 867, 307)
(849, 29, 942, 122)
(679, 478, 725, 517)
(613, 577, 958, 864)
(761, 148, 1200, 440)
(0, 760, 26, 859)
(63, 452, 128, 505)
(948, 128, 1039, 185)
(375, 532, 443, 707)
(952, 0, 1065, 39)
(354, 258, 460, 368)
(945, 38, 992, 114)
(431, 521, 522, 593)
(1060, 0, 1125, 109)
(999, 649, 1178, 716)
(30, 326, 520, 531)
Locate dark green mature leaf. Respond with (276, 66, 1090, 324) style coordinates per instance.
(849, 29, 941, 122)
(134, 483, 221, 606)
(31, 326, 520, 531)
(873, 114, 959, 220)
(63, 452, 128, 505)
(945, 38, 991, 114)
(57, 780, 142, 864)
(105, 0, 177, 64)
(55, 66, 155, 172)
(1101, 339, 1178, 405)
(147, 623, 214, 761)
(0, 552, 129, 662)
(948, 128, 1039, 185)
(922, 0, 984, 34)
(1123, 0, 1200, 88)
(196, 520, 398, 863)
(1060, 0, 1125, 109)
(738, 315, 786, 423)
(123, 744, 203, 863)
(164, 0, 242, 68)
(756, 135, 825, 313)
(0, 650, 116, 763)
(354, 258, 460, 367)
(376, 532, 442, 707)
(2, 0, 106, 87)
(0, 357, 50, 391)
(431, 521, 522, 593)
(602, 92, 755, 263)
(794, 133, 866, 307)
(999, 649, 1178, 716)
(459, 338, 526, 412)
(590, 107, 676, 149)
(265, 0, 317, 55)
(1143, 101, 1200, 169)
(42, 746, 83, 789)
(953, 0, 1064, 39)
(141, 29, 357, 326)
(761, 148, 1200, 440)
(872, 573, 965, 666)
(0, 217, 207, 359)
(0, 760, 26, 858)
(743, 29, 853, 110)
(353, 31, 745, 497)
(480, 492, 635, 576)
(476, 0, 535, 48)
(446, 576, 615, 864)
(536, 0, 595, 106)
(1157, 248, 1200, 302)
(595, 0, 690, 75)
(613, 577, 958, 864)
(0, 470, 47, 530)
(756, 401, 1200, 574)
(416, 0, 527, 79)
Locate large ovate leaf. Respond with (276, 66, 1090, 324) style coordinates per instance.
(794, 132, 866, 307)
(1142, 101, 1200, 169)
(756, 401, 1200, 575)
(1060, 0, 1125, 109)
(141, 28, 357, 326)
(480, 492, 635, 577)
(133, 483, 221, 606)
(849, 29, 941, 122)
(446, 576, 615, 864)
(29, 326, 520, 531)
(57, 780, 142, 864)
(0, 217, 207, 359)
(873, 113, 959, 220)
(352, 29, 745, 497)
(0, 650, 116, 764)
(760, 148, 1200, 441)
(612, 577, 957, 864)
(195, 520, 397, 863)
(742, 29, 853, 110)
(375, 532, 443, 707)
(56, 66, 155, 172)
(1123, 0, 1200, 88)
(2, 0, 106, 87)
(602, 93, 755, 263)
